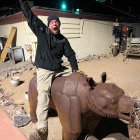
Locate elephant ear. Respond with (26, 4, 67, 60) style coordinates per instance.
(101, 72, 107, 83)
(86, 77, 96, 88)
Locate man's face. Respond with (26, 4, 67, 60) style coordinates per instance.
(48, 20, 60, 34)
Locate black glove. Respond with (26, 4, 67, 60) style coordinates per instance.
(19, 0, 31, 17)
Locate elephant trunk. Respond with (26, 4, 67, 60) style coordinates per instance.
(118, 95, 135, 113)
(118, 95, 135, 121)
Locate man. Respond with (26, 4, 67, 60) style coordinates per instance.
(19, 0, 79, 139)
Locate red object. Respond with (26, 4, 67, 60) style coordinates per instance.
(0, 107, 27, 140)
(122, 25, 127, 33)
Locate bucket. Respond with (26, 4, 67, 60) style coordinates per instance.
(10, 76, 20, 86)
(9, 46, 25, 63)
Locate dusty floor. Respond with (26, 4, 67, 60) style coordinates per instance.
(0, 53, 140, 140)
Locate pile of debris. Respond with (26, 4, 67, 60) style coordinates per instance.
(0, 87, 31, 127)
(0, 61, 35, 81)
(128, 99, 140, 140)
(0, 61, 33, 127)
(62, 53, 111, 67)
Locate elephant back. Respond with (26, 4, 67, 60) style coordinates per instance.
(51, 72, 92, 97)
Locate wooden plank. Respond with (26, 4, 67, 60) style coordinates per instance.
(0, 27, 17, 62)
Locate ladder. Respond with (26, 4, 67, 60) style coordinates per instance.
(0, 27, 17, 62)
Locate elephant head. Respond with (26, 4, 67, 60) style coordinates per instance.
(87, 83, 134, 121)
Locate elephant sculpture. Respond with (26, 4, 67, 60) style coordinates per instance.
(28, 72, 135, 140)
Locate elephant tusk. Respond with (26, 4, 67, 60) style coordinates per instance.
(118, 112, 130, 121)
(119, 118, 129, 124)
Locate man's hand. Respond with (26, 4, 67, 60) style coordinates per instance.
(19, 0, 31, 18)
(72, 70, 87, 76)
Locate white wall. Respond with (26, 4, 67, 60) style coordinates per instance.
(0, 15, 115, 61)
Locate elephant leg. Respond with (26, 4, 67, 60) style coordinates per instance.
(53, 94, 82, 140)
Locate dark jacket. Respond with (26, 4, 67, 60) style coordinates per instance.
(19, 0, 78, 71)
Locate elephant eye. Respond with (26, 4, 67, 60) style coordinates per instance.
(111, 98, 117, 104)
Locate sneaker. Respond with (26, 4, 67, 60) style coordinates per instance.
(29, 129, 48, 140)
(38, 127, 48, 134)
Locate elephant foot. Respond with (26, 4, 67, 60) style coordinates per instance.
(84, 134, 98, 140)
